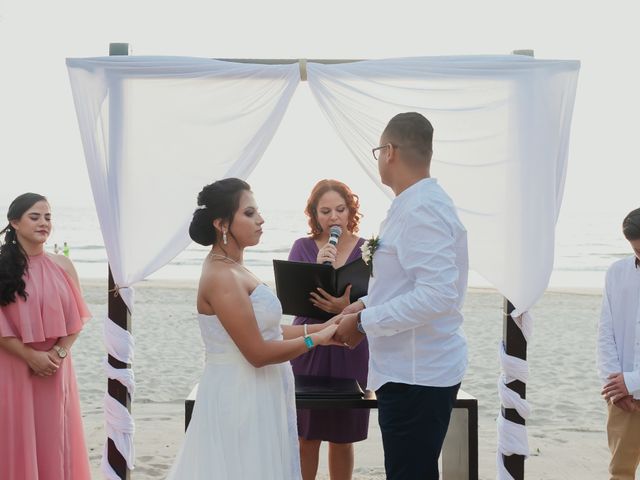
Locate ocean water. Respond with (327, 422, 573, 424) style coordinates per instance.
(13, 205, 629, 291)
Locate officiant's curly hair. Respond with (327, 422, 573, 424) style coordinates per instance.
(305, 180, 362, 237)
(0, 193, 48, 306)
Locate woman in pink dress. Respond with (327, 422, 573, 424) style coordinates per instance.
(0, 193, 91, 480)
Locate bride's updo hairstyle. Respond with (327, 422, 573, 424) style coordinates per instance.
(189, 178, 252, 246)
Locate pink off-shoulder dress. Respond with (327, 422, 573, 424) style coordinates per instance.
(0, 253, 91, 480)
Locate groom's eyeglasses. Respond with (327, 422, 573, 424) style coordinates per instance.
(371, 143, 398, 161)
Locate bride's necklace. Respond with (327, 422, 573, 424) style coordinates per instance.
(208, 252, 264, 285)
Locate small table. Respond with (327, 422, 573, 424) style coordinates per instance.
(185, 381, 478, 480)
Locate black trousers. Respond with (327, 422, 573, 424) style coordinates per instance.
(376, 382, 460, 480)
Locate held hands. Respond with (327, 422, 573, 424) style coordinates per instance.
(342, 299, 365, 315)
(602, 373, 631, 405)
(333, 313, 365, 349)
(27, 349, 60, 376)
(310, 285, 352, 314)
(311, 324, 341, 346)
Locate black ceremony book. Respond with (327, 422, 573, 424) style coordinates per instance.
(273, 258, 370, 320)
(295, 374, 365, 399)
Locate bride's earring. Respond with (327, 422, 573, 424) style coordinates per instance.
(223, 230, 228, 245)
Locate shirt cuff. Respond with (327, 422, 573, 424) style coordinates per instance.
(623, 371, 640, 395)
(359, 305, 389, 338)
(358, 295, 368, 308)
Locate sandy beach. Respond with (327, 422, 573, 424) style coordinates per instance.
(74, 281, 611, 479)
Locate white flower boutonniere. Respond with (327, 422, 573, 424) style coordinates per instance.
(361, 235, 380, 276)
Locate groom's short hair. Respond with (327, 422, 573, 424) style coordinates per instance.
(383, 112, 433, 166)
(623, 207, 640, 241)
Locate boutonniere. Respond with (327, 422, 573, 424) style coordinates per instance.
(361, 235, 380, 276)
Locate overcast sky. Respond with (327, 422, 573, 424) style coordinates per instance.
(1, 0, 638, 227)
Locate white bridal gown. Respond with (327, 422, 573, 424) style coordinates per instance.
(167, 284, 301, 479)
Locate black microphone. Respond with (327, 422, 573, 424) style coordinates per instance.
(323, 225, 342, 265)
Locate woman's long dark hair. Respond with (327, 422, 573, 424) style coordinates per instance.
(0, 193, 47, 306)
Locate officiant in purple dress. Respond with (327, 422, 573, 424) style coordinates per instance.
(289, 179, 369, 480)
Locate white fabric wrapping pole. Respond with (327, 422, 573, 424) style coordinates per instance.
(499, 341, 529, 385)
(67, 56, 300, 477)
(497, 457, 516, 480)
(103, 316, 135, 364)
(103, 310, 136, 473)
(510, 309, 534, 342)
(498, 340, 531, 420)
(101, 395, 136, 477)
(497, 415, 529, 457)
(496, 413, 530, 480)
(100, 455, 122, 480)
(497, 310, 533, 478)
(103, 358, 136, 399)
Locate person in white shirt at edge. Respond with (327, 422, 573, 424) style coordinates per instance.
(598, 207, 640, 480)
(334, 112, 468, 480)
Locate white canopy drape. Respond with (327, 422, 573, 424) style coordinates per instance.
(67, 56, 301, 310)
(307, 55, 580, 312)
(67, 55, 579, 480)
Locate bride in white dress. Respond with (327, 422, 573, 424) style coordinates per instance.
(167, 179, 340, 480)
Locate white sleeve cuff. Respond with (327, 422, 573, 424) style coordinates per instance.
(359, 305, 392, 337)
(623, 371, 640, 395)
(359, 295, 368, 308)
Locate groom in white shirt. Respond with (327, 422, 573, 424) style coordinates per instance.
(335, 112, 468, 480)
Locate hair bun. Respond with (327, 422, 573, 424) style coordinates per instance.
(189, 208, 216, 246)
(197, 186, 215, 208)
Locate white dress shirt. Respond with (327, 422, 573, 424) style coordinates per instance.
(360, 178, 468, 391)
(597, 255, 640, 399)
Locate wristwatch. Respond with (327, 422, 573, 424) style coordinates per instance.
(53, 345, 68, 359)
(356, 311, 366, 335)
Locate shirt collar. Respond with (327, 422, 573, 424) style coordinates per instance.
(389, 178, 436, 214)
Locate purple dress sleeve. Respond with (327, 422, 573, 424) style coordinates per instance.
(288, 237, 316, 263)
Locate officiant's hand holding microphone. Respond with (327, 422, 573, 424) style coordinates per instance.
(310, 225, 353, 314)
(316, 224, 342, 265)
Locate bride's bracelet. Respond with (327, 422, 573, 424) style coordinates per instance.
(302, 324, 314, 349)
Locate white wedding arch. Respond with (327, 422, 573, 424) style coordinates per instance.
(66, 48, 579, 480)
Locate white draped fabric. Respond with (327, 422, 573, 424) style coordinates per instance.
(66, 56, 301, 476)
(306, 55, 579, 312)
(67, 56, 300, 308)
(67, 55, 579, 479)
